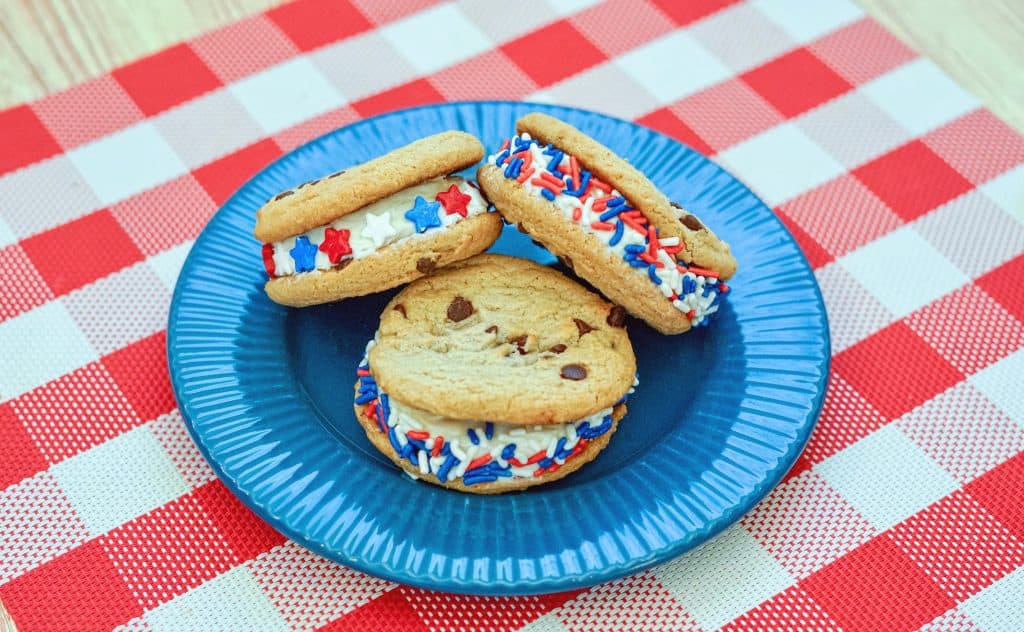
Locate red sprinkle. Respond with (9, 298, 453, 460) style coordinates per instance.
(647, 225, 661, 255)
(591, 221, 615, 231)
(365, 399, 378, 421)
(686, 265, 720, 278)
(356, 369, 370, 377)
(499, 139, 510, 151)
(718, 283, 730, 293)
(670, 291, 679, 301)
(533, 467, 547, 477)
(662, 241, 686, 255)
(540, 171, 565, 187)
(686, 310, 696, 319)
(432, 436, 443, 457)
(407, 430, 429, 441)
(521, 150, 533, 171)
(592, 197, 609, 213)
(569, 155, 580, 191)
(590, 177, 612, 192)
(572, 207, 582, 221)
(526, 450, 547, 465)
(466, 454, 492, 471)
(507, 458, 525, 467)
(531, 178, 562, 194)
(516, 167, 535, 183)
(638, 252, 663, 268)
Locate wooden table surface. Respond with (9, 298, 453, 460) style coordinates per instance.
(1, 0, 1022, 133)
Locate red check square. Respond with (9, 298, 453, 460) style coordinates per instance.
(650, 0, 738, 26)
(809, 19, 917, 86)
(192, 138, 283, 206)
(889, 490, 1024, 600)
(832, 321, 963, 421)
(801, 535, 955, 632)
(113, 44, 223, 116)
(431, 51, 538, 102)
(670, 78, 784, 152)
(267, 0, 372, 52)
(0, 105, 62, 176)
(12, 362, 143, 463)
(571, 0, 675, 56)
(194, 479, 286, 560)
(965, 452, 1024, 539)
(724, 585, 838, 631)
(924, 109, 1024, 185)
(0, 404, 47, 489)
(853, 141, 974, 222)
(977, 254, 1024, 323)
(32, 76, 144, 150)
(399, 587, 572, 632)
(110, 174, 216, 256)
(0, 244, 55, 322)
(501, 21, 606, 87)
(102, 331, 176, 423)
(636, 108, 714, 156)
(191, 15, 299, 84)
(741, 48, 853, 118)
(800, 375, 888, 466)
(101, 491, 238, 609)
(352, 79, 445, 118)
(21, 209, 144, 296)
(0, 540, 141, 632)
(775, 210, 833, 269)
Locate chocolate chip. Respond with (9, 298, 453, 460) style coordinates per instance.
(301, 178, 320, 188)
(328, 170, 345, 179)
(485, 325, 498, 334)
(274, 189, 294, 201)
(516, 223, 527, 233)
(510, 335, 527, 347)
(548, 344, 567, 354)
(559, 255, 574, 270)
(560, 364, 587, 380)
(393, 303, 407, 318)
(447, 296, 474, 322)
(670, 201, 683, 209)
(416, 257, 436, 274)
(574, 319, 595, 337)
(516, 346, 528, 355)
(607, 305, 626, 327)
(681, 213, 704, 231)
(336, 258, 352, 270)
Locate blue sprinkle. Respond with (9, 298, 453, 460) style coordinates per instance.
(463, 474, 498, 486)
(485, 422, 494, 440)
(540, 189, 556, 201)
(563, 169, 591, 197)
(354, 392, 376, 405)
(358, 383, 376, 394)
(494, 149, 510, 167)
(599, 206, 626, 222)
(289, 236, 318, 273)
(501, 443, 517, 460)
(577, 421, 591, 435)
(407, 438, 427, 451)
(648, 264, 662, 285)
(504, 157, 523, 179)
(467, 428, 480, 445)
(399, 442, 414, 459)
(379, 394, 390, 425)
(628, 257, 648, 268)
(624, 244, 646, 254)
(554, 437, 567, 458)
(606, 196, 626, 208)
(538, 457, 554, 469)
(388, 428, 402, 452)
(436, 454, 457, 483)
(441, 443, 451, 457)
(608, 220, 625, 247)
(514, 136, 534, 151)
(407, 448, 420, 466)
(682, 276, 697, 295)
(546, 151, 564, 172)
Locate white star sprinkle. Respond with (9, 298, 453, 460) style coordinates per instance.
(361, 211, 397, 248)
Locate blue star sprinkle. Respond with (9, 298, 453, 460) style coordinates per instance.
(290, 236, 318, 272)
(404, 196, 442, 233)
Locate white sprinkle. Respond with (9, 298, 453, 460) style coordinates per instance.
(417, 451, 429, 475)
(451, 443, 466, 462)
(405, 470, 418, 480)
(509, 428, 526, 436)
(660, 236, 680, 246)
(545, 437, 559, 458)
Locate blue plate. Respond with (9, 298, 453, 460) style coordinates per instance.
(167, 102, 829, 595)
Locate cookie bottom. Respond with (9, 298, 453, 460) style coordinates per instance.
(265, 211, 502, 306)
(354, 395, 625, 494)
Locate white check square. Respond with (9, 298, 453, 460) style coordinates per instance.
(0, 156, 103, 238)
(614, 30, 730, 104)
(654, 524, 794, 630)
(816, 423, 958, 531)
(717, 123, 845, 206)
(51, 425, 188, 535)
(960, 567, 1024, 632)
(147, 240, 194, 292)
(145, 566, 290, 632)
(981, 164, 1024, 226)
(530, 62, 659, 120)
(230, 58, 345, 135)
(753, 0, 863, 43)
(970, 350, 1024, 428)
(153, 88, 264, 169)
(311, 32, 417, 102)
(839, 226, 969, 318)
(0, 216, 15, 248)
(380, 3, 491, 75)
(543, 0, 602, 16)
(68, 122, 187, 206)
(862, 58, 979, 137)
(0, 301, 97, 401)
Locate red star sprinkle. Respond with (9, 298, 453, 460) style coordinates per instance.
(436, 184, 472, 217)
(261, 243, 276, 278)
(318, 227, 352, 264)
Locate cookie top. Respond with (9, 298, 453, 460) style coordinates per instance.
(369, 254, 637, 424)
(254, 131, 484, 243)
(517, 113, 736, 279)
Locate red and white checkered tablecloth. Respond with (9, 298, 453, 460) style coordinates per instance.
(2, 0, 1023, 629)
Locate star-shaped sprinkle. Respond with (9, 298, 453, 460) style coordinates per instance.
(362, 211, 397, 248)
(289, 236, 318, 272)
(404, 196, 443, 233)
(318, 227, 352, 264)
(436, 184, 472, 217)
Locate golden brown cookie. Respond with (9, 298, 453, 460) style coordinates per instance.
(369, 254, 637, 425)
(255, 132, 500, 307)
(478, 113, 737, 334)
